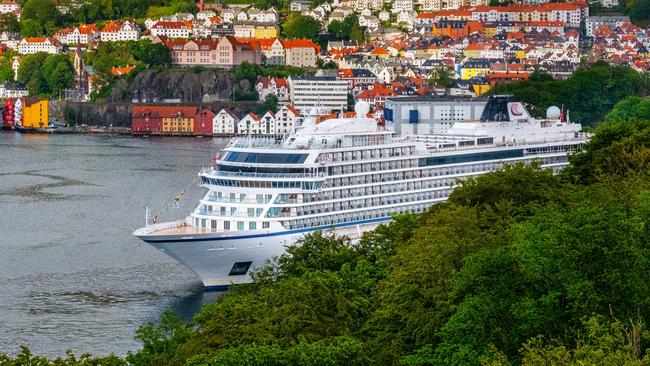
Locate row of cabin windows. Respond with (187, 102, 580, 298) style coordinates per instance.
(195, 218, 270, 231)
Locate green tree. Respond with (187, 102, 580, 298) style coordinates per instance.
(130, 40, 171, 67)
(48, 61, 74, 97)
(17, 53, 73, 97)
(0, 346, 126, 365)
(492, 63, 645, 125)
(126, 310, 192, 366)
(0, 56, 15, 82)
(328, 15, 360, 39)
(282, 13, 322, 41)
(19, 19, 43, 37)
(0, 13, 20, 34)
(603, 96, 650, 124)
(252, 94, 278, 115)
(527, 70, 553, 82)
(563, 118, 650, 185)
(628, 0, 650, 23)
(234, 61, 264, 84)
(349, 25, 365, 43)
(21, 0, 60, 35)
(483, 317, 650, 365)
(428, 66, 453, 88)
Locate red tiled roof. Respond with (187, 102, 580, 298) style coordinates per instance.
(24, 37, 47, 42)
(112, 65, 135, 76)
(246, 112, 261, 121)
(132, 105, 198, 118)
(371, 47, 389, 55)
(281, 39, 319, 51)
(285, 104, 300, 116)
(102, 20, 136, 32)
(274, 77, 288, 87)
(75, 24, 99, 34)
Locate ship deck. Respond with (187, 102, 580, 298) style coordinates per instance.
(134, 221, 225, 237)
(152, 225, 219, 236)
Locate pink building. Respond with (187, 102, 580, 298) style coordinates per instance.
(156, 36, 261, 68)
(216, 36, 261, 67)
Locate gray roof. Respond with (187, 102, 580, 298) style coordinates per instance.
(385, 95, 488, 103)
(587, 15, 631, 22)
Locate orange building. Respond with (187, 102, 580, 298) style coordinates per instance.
(432, 20, 484, 40)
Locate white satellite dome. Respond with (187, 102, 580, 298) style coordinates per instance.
(546, 106, 561, 119)
(354, 101, 370, 118)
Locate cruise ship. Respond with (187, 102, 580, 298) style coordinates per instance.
(134, 96, 589, 290)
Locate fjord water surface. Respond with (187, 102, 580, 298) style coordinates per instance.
(0, 131, 229, 357)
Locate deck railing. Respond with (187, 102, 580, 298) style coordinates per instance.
(134, 219, 187, 236)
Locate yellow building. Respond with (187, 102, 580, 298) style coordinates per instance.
(460, 59, 491, 80)
(159, 106, 197, 134)
(22, 99, 48, 129)
(471, 79, 490, 96)
(483, 26, 498, 38)
(254, 26, 278, 39)
(162, 116, 194, 133)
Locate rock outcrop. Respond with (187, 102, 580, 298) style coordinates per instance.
(109, 69, 237, 103)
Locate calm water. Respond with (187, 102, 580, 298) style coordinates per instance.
(0, 131, 229, 358)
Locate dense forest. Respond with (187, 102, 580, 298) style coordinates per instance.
(2, 95, 650, 365)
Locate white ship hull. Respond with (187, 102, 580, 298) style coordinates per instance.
(136, 218, 390, 290)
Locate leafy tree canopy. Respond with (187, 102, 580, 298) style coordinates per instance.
(282, 13, 322, 41)
(0, 13, 19, 34)
(17, 53, 73, 97)
(491, 62, 647, 126)
(252, 94, 279, 115)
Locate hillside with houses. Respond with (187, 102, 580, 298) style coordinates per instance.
(0, 0, 649, 133)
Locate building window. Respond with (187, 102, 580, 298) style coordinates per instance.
(224, 221, 230, 231)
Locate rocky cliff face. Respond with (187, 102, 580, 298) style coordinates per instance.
(49, 69, 259, 128)
(50, 100, 258, 128)
(109, 69, 237, 103)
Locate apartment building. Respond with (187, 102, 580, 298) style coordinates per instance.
(17, 37, 62, 54)
(101, 20, 141, 41)
(55, 24, 100, 45)
(157, 36, 261, 67)
(283, 39, 319, 67)
(150, 21, 192, 38)
(288, 76, 348, 113)
(0, 2, 20, 13)
(586, 15, 630, 37)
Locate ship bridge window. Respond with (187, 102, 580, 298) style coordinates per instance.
(223, 152, 308, 164)
(217, 164, 311, 174)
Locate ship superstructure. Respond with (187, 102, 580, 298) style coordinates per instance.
(134, 97, 589, 290)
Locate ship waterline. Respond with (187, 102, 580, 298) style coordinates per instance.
(134, 97, 590, 289)
(137, 218, 390, 289)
